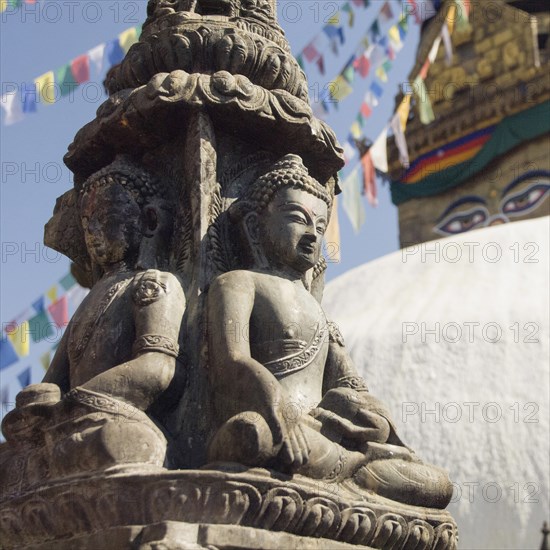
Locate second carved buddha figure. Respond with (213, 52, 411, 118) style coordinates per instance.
(207, 155, 453, 508)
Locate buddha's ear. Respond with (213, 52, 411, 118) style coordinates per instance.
(143, 205, 159, 237)
(243, 212, 260, 243)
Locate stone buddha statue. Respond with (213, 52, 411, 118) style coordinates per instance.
(206, 154, 453, 509)
(1, 158, 186, 479)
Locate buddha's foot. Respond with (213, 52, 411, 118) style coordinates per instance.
(354, 456, 454, 509)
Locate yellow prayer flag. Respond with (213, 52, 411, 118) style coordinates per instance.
(324, 196, 341, 263)
(329, 76, 353, 102)
(327, 13, 340, 25)
(447, 4, 457, 34)
(350, 121, 362, 139)
(397, 93, 412, 132)
(119, 28, 138, 54)
(40, 351, 51, 371)
(375, 66, 388, 83)
(46, 285, 58, 303)
(0, 0, 8, 14)
(389, 25, 401, 46)
(8, 321, 30, 358)
(34, 71, 56, 104)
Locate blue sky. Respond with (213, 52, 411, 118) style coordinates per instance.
(0, 0, 420, 334)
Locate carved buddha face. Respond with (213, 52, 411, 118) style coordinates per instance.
(80, 183, 143, 269)
(250, 187, 328, 274)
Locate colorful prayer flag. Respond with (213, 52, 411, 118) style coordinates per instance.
(28, 311, 54, 343)
(391, 112, 410, 167)
(0, 338, 19, 370)
(379, 1, 393, 23)
(324, 196, 341, 263)
(343, 140, 357, 163)
(40, 351, 51, 371)
(350, 121, 362, 139)
(371, 127, 389, 173)
(32, 296, 45, 313)
(361, 152, 378, 207)
(119, 27, 138, 54)
(60, 272, 77, 291)
(342, 3, 355, 27)
(106, 39, 125, 66)
(34, 71, 56, 104)
(17, 367, 31, 389)
(353, 54, 370, 78)
(316, 55, 325, 75)
(360, 102, 372, 119)
(48, 296, 68, 329)
(8, 321, 30, 358)
(88, 43, 106, 75)
(375, 64, 388, 83)
(21, 83, 37, 114)
(329, 76, 353, 102)
(389, 25, 403, 51)
(397, 93, 412, 132)
(71, 54, 90, 84)
(46, 285, 58, 303)
(341, 167, 365, 233)
(414, 75, 435, 124)
(56, 64, 78, 97)
(303, 41, 320, 62)
(0, 89, 24, 126)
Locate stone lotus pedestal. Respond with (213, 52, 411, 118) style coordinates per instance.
(0, 465, 457, 549)
(0, 2, 459, 548)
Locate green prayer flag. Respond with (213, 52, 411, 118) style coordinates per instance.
(56, 64, 78, 97)
(60, 272, 77, 291)
(414, 76, 435, 125)
(40, 351, 51, 371)
(296, 55, 305, 71)
(28, 311, 54, 343)
(343, 64, 355, 84)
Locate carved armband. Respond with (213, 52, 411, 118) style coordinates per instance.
(328, 321, 345, 347)
(132, 270, 168, 307)
(336, 375, 369, 392)
(133, 335, 180, 358)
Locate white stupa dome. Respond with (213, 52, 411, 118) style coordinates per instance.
(323, 216, 550, 550)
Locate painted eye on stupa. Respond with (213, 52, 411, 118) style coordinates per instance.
(501, 183, 550, 216)
(435, 207, 488, 236)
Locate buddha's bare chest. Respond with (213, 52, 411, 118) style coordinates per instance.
(250, 279, 325, 343)
(68, 275, 135, 385)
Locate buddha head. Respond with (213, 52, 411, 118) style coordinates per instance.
(229, 155, 332, 276)
(79, 157, 173, 272)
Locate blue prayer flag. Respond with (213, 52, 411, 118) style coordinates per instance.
(0, 338, 19, 371)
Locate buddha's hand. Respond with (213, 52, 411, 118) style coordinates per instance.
(312, 388, 391, 444)
(261, 395, 311, 470)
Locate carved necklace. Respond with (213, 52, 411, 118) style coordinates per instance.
(70, 275, 133, 364)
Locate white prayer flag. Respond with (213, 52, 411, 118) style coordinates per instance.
(1, 89, 24, 126)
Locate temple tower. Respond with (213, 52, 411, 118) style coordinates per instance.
(389, 0, 549, 247)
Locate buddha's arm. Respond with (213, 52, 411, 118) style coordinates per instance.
(208, 272, 291, 448)
(322, 322, 369, 394)
(42, 324, 71, 392)
(81, 271, 186, 412)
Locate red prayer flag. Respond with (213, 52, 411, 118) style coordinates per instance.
(360, 102, 372, 118)
(361, 152, 378, 207)
(303, 42, 320, 62)
(71, 54, 90, 85)
(48, 296, 69, 328)
(353, 55, 370, 78)
(419, 59, 430, 80)
(316, 55, 325, 75)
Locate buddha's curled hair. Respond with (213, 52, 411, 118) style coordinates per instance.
(228, 154, 333, 223)
(79, 156, 164, 209)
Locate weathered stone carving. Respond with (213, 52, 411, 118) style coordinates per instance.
(0, 1, 458, 548)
